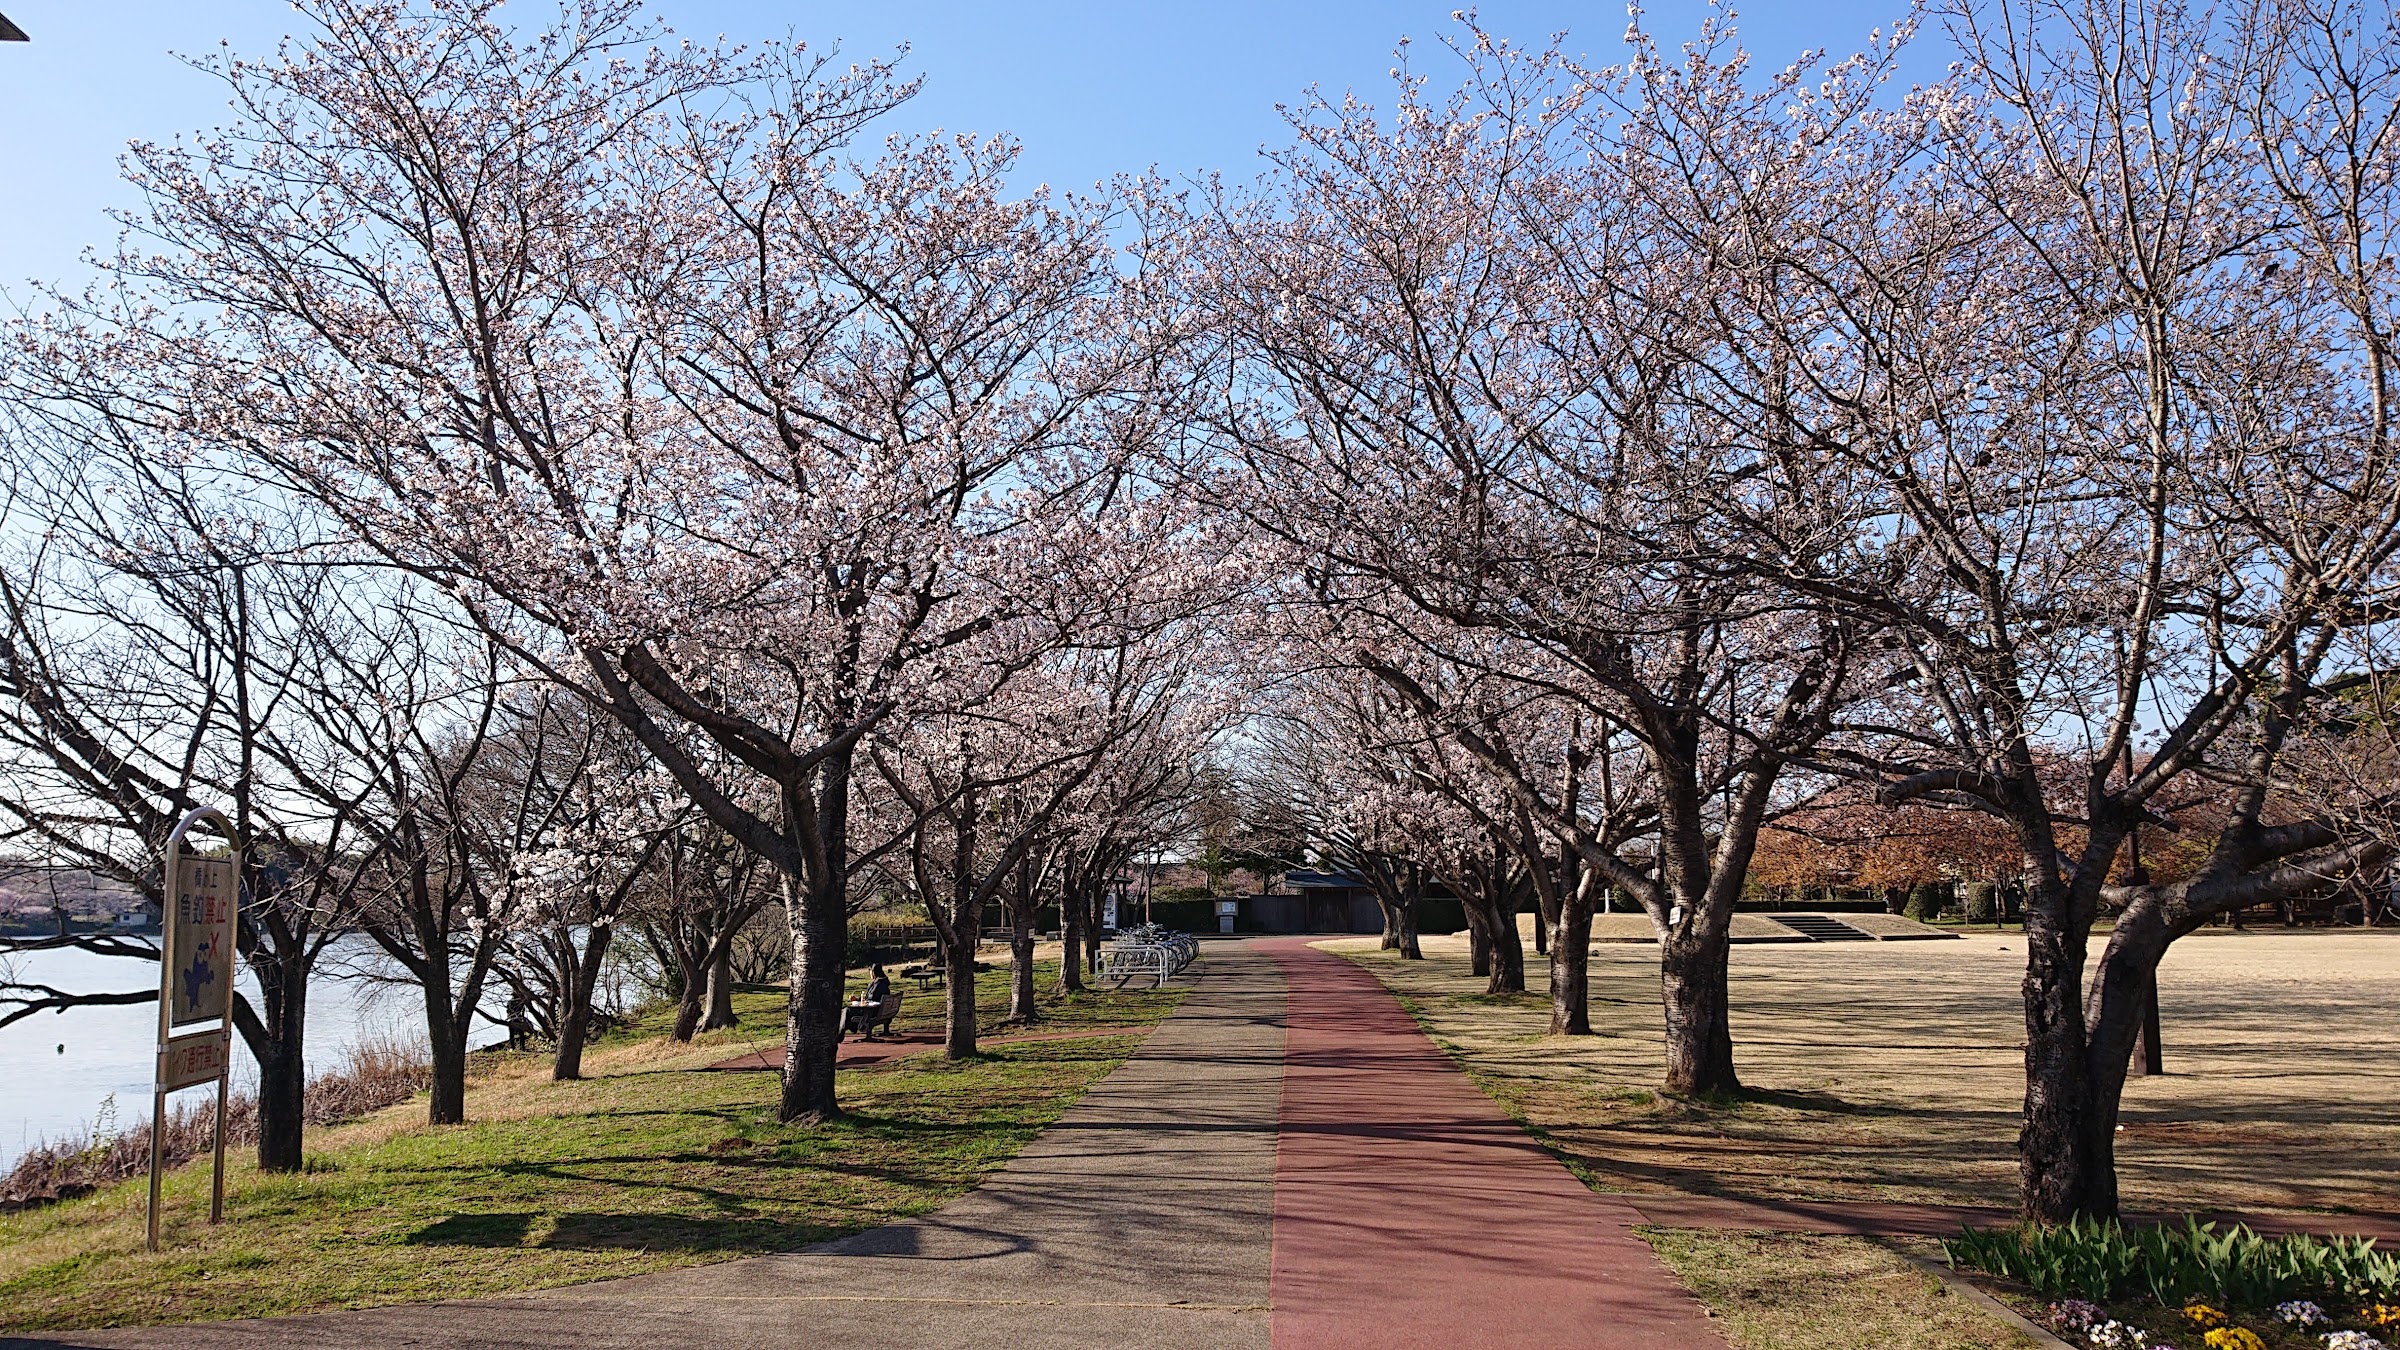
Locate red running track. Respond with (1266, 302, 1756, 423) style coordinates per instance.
(1261, 938, 1727, 1350)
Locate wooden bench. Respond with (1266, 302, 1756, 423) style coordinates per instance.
(845, 988, 903, 1039)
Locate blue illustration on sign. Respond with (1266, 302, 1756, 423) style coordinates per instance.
(182, 937, 217, 1015)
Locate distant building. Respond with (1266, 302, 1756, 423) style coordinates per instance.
(1246, 871, 1384, 934)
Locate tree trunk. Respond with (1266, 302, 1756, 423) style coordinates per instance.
(245, 950, 310, 1172)
(551, 921, 613, 1082)
(778, 866, 847, 1124)
(1659, 930, 1738, 1096)
(2017, 895, 2101, 1220)
(1484, 901, 1525, 995)
(427, 1016, 468, 1127)
(2128, 975, 2162, 1077)
(943, 925, 980, 1059)
(702, 943, 738, 1031)
(1061, 892, 1086, 994)
(1395, 903, 1421, 959)
(1548, 884, 1593, 1036)
(1468, 916, 1492, 977)
(671, 977, 705, 1041)
(1008, 893, 1038, 1023)
(422, 971, 468, 1125)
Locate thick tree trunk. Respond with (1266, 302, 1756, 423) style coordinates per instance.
(944, 927, 980, 1059)
(427, 1018, 468, 1126)
(1547, 885, 1593, 1036)
(245, 952, 310, 1172)
(2017, 894, 2101, 1221)
(702, 943, 738, 1031)
(422, 973, 469, 1125)
(779, 868, 848, 1124)
(1659, 931, 1738, 1096)
(1484, 901, 1525, 995)
(1468, 917, 1492, 977)
(1395, 903, 1421, 959)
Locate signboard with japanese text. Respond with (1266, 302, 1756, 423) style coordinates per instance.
(167, 855, 237, 1030)
(149, 807, 242, 1250)
(160, 1028, 233, 1092)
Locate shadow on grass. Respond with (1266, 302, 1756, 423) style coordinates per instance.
(402, 1210, 843, 1255)
(406, 1212, 539, 1247)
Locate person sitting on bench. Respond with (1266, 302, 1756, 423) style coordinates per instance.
(846, 964, 897, 1039)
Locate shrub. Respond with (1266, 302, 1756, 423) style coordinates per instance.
(1961, 881, 1999, 924)
(1905, 883, 1947, 921)
(1947, 1218, 2400, 1310)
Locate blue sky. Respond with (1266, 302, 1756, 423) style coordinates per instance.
(0, 1, 1919, 297)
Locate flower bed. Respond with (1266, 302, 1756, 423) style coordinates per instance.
(1945, 1219, 2400, 1350)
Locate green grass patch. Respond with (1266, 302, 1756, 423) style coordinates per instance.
(0, 966, 1179, 1334)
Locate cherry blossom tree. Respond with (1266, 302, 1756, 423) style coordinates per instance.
(1178, 28, 1877, 1093)
(1722, 0, 2400, 1219)
(21, 0, 1180, 1123)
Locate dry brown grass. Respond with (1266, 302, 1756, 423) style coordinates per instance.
(1641, 1230, 2049, 1350)
(1332, 928, 2400, 1216)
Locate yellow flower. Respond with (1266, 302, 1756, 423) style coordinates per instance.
(2183, 1303, 2230, 1330)
(2365, 1304, 2400, 1332)
(2201, 1328, 2266, 1350)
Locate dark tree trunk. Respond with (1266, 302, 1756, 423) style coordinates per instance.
(1484, 899, 1525, 995)
(241, 948, 311, 1172)
(2131, 980, 2162, 1077)
(551, 921, 613, 1082)
(1008, 895, 1038, 1023)
(1061, 893, 1086, 994)
(1468, 916, 1492, 977)
(779, 866, 848, 1124)
(1659, 930, 1738, 1096)
(2017, 887, 2101, 1221)
(1394, 903, 1421, 959)
(427, 1013, 468, 1127)
(944, 926, 980, 1059)
(671, 984, 704, 1042)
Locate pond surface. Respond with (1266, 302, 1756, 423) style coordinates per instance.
(0, 937, 467, 1170)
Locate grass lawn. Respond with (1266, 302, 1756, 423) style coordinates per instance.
(0, 959, 1179, 1334)
(1643, 1229, 2047, 1350)
(1332, 931, 2400, 1216)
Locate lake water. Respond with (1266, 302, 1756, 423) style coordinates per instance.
(0, 938, 471, 1170)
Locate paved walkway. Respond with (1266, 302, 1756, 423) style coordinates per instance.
(1262, 938, 1724, 1349)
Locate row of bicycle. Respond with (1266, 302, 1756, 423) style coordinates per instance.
(1099, 924, 1199, 988)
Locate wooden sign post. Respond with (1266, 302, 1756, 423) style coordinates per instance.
(148, 806, 241, 1252)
